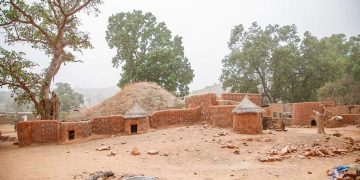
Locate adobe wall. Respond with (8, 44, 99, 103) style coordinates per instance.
(220, 93, 262, 106)
(124, 117, 150, 134)
(292, 102, 321, 126)
(340, 114, 360, 125)
(185, 93, 217, 122)
(209, 105, 236, 128)
(269, 104, 284, 119)
(17, 120, 60, 146)
(91, 115, 125, 135)
(60, 121, 92, 142)
(149, 107, 201, 129)
(233, 113, 262, 134)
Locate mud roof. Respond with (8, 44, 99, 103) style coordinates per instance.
(124, 103, 149, 118)
(232, 95, 264, 114)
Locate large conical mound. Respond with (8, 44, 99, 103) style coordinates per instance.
(124, 103, 148, 118)
(73, 82, 181, 120)
(232, 95, 264, 114)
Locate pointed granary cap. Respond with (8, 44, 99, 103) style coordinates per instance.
(124, 103, 149, 118)
(232, 95, 264, 114)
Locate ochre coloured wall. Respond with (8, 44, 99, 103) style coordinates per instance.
(91, 115, 125, 135)
(220, 93, 262, 106)
(233, 113, 262, 134)
(149, 107, 201, 129)
(209, 105, 236, 128)
(185, 93, 217, 122)
(124, 117, 150, 134)
(60, 121, 92, 142)
(339, 114, 360, 125)
(292, 102, 321, 126)
(17, 120, 60, 146)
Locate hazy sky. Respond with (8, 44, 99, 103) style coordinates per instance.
(1, 0, 360, 91)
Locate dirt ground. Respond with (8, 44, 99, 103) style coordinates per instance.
(0, 124, 359, 180)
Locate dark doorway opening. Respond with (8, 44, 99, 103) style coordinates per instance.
(131, 124, 138, 134)
(311, 119, 317, 126)
(68, 130, 75, 140)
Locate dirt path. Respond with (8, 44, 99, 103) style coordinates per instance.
(0, 125, 359, 180)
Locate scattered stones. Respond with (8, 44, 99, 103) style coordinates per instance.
(147, 150, 159, 155)
(66, 151, 71, 153)
(161, 152, 169, 156)
(307, 171, 312, 174)
(333, 132, 341, 137)
(242, 142, 248, 146)
(85, 171, 114, 180)
(107, 152, 116, 156)
(221, 144, 237, 149)
(263, 138, 271, 142)
(110, 135, 115, 138)
(234, 149, 240, 154)
(121, 140, 127, 145)
(131, 147, 140, 155)
(96, 146, 110, 151)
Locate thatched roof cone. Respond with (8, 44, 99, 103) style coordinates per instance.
(232, 95, 264, 114)
(124, 103, 149, 118)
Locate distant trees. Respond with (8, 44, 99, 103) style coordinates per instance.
(0, 0, 102, 119)
(221, 22, 360, 104)
(105, 10, 194, 96)
(54, 82, 84, 113)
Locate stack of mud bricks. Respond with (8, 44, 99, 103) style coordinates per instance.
(185, 93, 217, 123)
(209, 105, 236, 128)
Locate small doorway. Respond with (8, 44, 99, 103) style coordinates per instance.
(68, 130, 75, 140)
(311, 119, 317, 126)
(131, 124, 138, 134)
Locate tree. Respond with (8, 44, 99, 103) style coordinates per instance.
(0, 0, 102, 119)
(105, 10, 194, 96)
(317, 75, 360, 105)
(54, 82, 84, 113)
(220, 22, 300, 103)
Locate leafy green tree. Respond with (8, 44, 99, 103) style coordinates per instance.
(54, 82, 84, 113)
(0, 0, 102, 119)
(105, 10, 194, 96)
(347, 35, 360, 81)
(220, 22, 300, 103)
(317, 75, 360, 105)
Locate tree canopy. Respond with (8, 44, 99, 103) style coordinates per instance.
(0, 0, 102, 119)
(220, 22, 359, 104)
(105, 10, 194, 96)
(54, 82, 84, 113)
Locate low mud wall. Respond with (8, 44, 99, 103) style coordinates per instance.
(17, 120, 60, 146)
(91, 115, 125, 135)
(149, 107, 201, 129)
(220, 93, 261, 106)
(292, 102, 321, 126)
(60, 121, 92, 142)
(209, 105, 236, 128)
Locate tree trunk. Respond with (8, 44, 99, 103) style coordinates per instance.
(39, 92, 60, 120)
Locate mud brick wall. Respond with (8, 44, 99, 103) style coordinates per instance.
(292, 102, 321, 126)
(209, 105, 236, 128)
(185, 93, 217, 122)
(269, 104, 284, 118)
(60, 121, 92, 142)
(233, 113, 263, 134)
(339, 114, 360, 125)
(124, 117, 150, 134)
(91, 115, 125, 135)
(220, 93, 262, 106)
(149, 107, 201, 129)
(17, 120, 60, 146)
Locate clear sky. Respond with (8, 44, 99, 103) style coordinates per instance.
(1, 0, 359, 91)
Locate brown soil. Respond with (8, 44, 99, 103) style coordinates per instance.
(0, 125, 359, 180)
(70, 82, 181, 121)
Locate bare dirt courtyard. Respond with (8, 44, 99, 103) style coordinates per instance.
(0, 124, 359, 180)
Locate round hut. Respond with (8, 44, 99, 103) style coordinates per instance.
(232, 95, 264, 134)
(123, 103, 150, 134)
